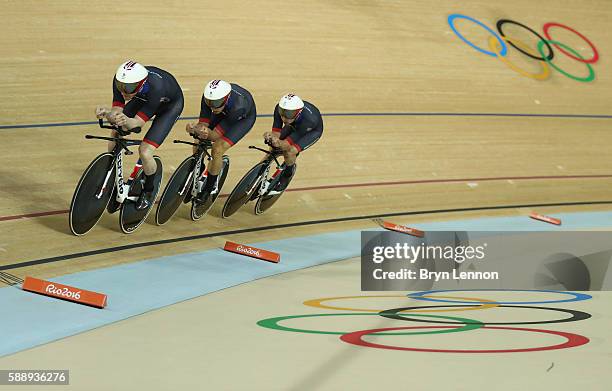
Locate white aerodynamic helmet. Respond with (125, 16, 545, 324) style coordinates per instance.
(115, 60, 148, 94)
(278, 93, 304, 119)
(204, 79, 232, 109)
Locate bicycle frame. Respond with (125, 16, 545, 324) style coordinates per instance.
(87, 119, 142, 204)
(173, 136, 213, 199)
(247, 145, 284, 196)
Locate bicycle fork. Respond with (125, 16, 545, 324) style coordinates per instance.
(178, 152, 210, 198)
(256, 163, 287, 196)
(95, 153, 139, 203)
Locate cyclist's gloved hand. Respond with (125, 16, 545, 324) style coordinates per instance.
(269, 137, 281, 148)
(186, 122, 197, 135)
(95, 106, 110, 119)
(195, 127, 209, 140)
(114, 113, 128, 127)
(263, 132, 280, 148)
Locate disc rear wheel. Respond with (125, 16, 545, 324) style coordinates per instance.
(192, 156, 231, 221)
(120, 156, 164, 233)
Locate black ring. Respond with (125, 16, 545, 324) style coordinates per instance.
(379, 305, 591, 325)
(496, 19, 554, 61)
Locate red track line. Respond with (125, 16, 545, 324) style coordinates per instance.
(0, 209, 70, 222)
(1, 174, 611, 223)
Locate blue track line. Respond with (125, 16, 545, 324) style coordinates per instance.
(2, 112, 612, 130)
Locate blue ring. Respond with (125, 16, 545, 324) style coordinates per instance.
(407, 289, 592, 305)
(448, 14, 507, 57)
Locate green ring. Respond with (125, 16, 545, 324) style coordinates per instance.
(256, 313, 483, 335)
(538, 40, 595, 82)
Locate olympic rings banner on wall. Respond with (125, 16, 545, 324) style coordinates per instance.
(447, 14, 600, 82)
(257, 291, 592, 354)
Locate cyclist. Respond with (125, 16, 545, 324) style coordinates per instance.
(262, 93, 323, 194)
(95, 60, 184, 210)
(185, 79, 257, 204)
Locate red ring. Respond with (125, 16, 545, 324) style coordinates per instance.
(340, 325, 589, 353)
(543, 22, 599, 63)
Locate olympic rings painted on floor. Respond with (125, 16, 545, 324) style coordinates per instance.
(379, 305, 591, 325)
(543, 22, 599, 63)
(447, 14, 507, 57)
(407, 289, 592, 304)
(259, 291, 592, 353)
(538, 40, 595, 82)
(488, 36, 551, 81)
(256, 313, 483, 336)
(496, 19, 554, 61)
(303, 295, 499, 313)
(340, 325, 590, 353)
(447, 13, 600, 82)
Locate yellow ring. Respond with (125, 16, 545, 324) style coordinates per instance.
(488, 36, 550, 81)
(303, 295, 499, 313)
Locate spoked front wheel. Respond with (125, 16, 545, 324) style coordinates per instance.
(155, 156, 196, 225)
(191, 155, 230, 221)
(69, 153, 116, 236)
(221, 162, 267, 218)
(119, 156, 163, 234)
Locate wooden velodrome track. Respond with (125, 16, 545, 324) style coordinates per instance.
(1, 0, 611, 278)
(1, 0, 612, 389)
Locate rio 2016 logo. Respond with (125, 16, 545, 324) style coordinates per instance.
(447, 14, 600, 82)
